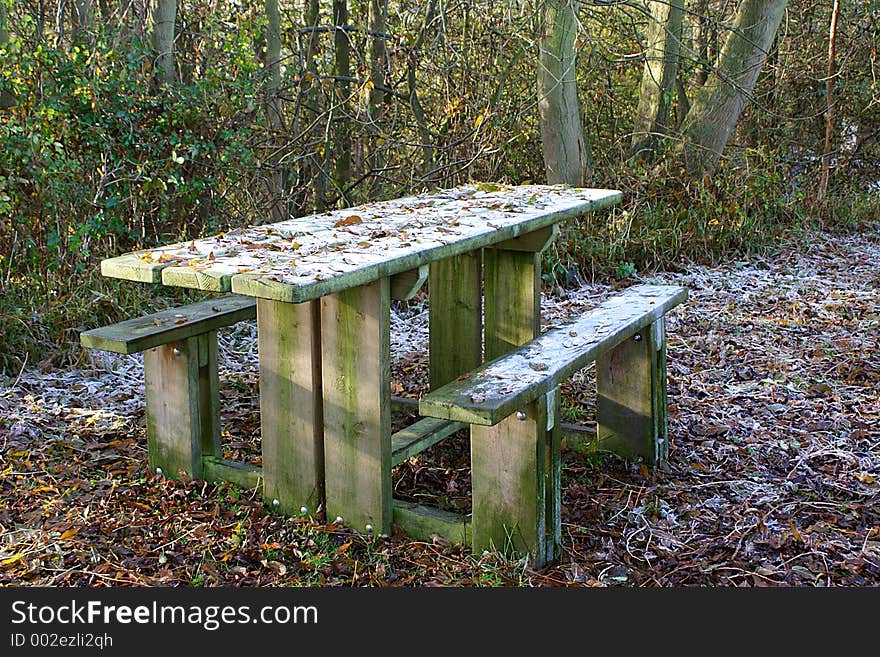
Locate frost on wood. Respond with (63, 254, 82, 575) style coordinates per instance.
(100, 184, 621, 301)
(419, 284, 687, 425)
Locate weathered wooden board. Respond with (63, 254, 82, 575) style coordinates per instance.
(392, 500, 471, 545)
(258, 298, 324, 516)
(99, 185, 621, 303)
(428, 252, 483, 390)
(197, 331, 221, 458)
(144, 338, 203, 480)
(597, 317, 668, 465)
(321, 279, 392, 534)
(471, 399, 548, 564)
(80, 294, 256, 354)
(419, 284, 687, 426)
(390, 417, 465, 467)
(483, 248, 540, 360)
(202, 457, 263, 490)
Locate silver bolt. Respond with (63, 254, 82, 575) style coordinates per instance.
(365, 524, 374, 533)
(516, 410, 527, 421)
(156, 467, 163, 476)
(172, 347, 182, 356)
(300, 506, 308, 514)
(272, 499, 280, 507)
(633, 333, 643, 342)
(334, 516, 344, 525)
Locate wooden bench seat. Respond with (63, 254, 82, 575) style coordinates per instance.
(418, 283, 687, 565)
(80, 295, 257, 481)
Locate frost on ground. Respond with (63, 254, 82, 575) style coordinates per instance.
(1, 227, 878, 586)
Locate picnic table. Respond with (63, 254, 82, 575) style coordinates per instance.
(98, 183, 622, 544)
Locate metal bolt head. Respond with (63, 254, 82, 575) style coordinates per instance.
(155, 467, 163, 476)
(300, 506, 308, 515)
(172, 347, 182, 356)
(516, 410, 527, 421)
(334, 516, 344, 525)
(272, 499, 280, 507)
(365, 524, 374, 533)
(633, 333, 643, 342)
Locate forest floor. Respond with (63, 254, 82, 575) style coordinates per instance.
(1, 225, 878, 587)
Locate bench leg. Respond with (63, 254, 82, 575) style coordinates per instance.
(596, 317, 669, 465)
(197, 331, 222, 458)
(321, 279, 392, 535)
(258, 299, 325, 516)
(144, 337, 203, 479)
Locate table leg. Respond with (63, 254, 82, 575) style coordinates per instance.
(428, 252, 483, 389)
(258, 298, 324, 516)
(321, 279, 392, 535)
(472, 247, 560, 566)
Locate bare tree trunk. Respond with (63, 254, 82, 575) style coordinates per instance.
(818, 0, 840, 200)
(367, 0, 388, 196)
(332, 0, 351, 202)
(304, 0, 327, 211)
(631, 0, 684, 161)
(72, 0, 94, 40)
(406, 0, 438, 183)
(0, 3, 15, 109)
(147, 0, 177, 84)
(538, 0, 591, 185)
(265, 0, 284, 222)
(678, 0, 788, 178)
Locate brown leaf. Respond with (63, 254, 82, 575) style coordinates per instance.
(334, 215, 363, 227)
(336, 541, 352, 555)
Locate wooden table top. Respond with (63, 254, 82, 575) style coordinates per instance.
(100, 183, 621, 303)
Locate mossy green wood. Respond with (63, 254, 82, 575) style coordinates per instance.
(483, 248, 540, 359)
(202, 457, 263, 490)
(258, 298, 324, 516)
(321, 279, 392, 534)
(596, 317, 668, 465)
(390, 417, 465, 467)
(494, 225, 558, 253)
(197, 331, 221, 458)
(79, 295, 256, 354)
(428, 252, 483, 390)
(144, 338, 203, 480)
(471, 399, 549, 565)
(390, 265, 429, 301)
(544, 388, 562, 565)
(418, 285, 688, 425)
(472, 246, 550, 564)
(102, 188, 623, 302)
(392, 500, 471, 545)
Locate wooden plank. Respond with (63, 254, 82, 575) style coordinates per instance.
(483, 248, 540, 360)
(428, 252, 482, 390)
(390, 417, 465, 467)
(544, 388, 562, 565)
(321, 279, 392, 534)
(392, 499, 471, 545)
(472, 244, 549, 565)
(494, 224, 558, 253)
(471, 399, 549, 565)
(80, 295, 256, 354)
(419, 285, 688, 426)
(197, 331, 221, 458)
(390, 265, 429, 301)
(101, 185, 621, 302)
(596, 317, 668, 465)
(202, 457, 263, 490)
(258, 298, 324, 516)
(144, 338, 202, 480)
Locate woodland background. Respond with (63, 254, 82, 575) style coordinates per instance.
(0, 0, 877, 375)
